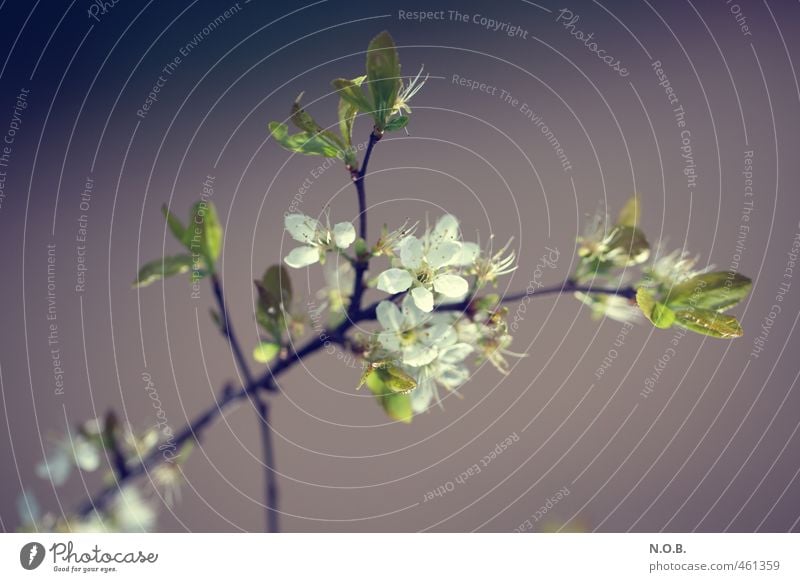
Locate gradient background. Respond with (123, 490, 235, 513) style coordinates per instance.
(1, 0, 799, 532)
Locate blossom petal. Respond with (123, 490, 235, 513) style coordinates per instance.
(421, 323, 457, 347)
(376, 300, 404, 332)
(284, 245, 320, 268)
(427, 240, 462, 269)
(403, 344, 438, 367)
(433, 274, 469, 297)
(333, 222, 356, 249)
(439, 343, 474, 364)
(401, 293, 428, 327)
(455, 242, 480, 266)
(398, 236, 424, 270)
(74, 438, 100, 472)
(377, 330, 401, 352)
(432, 214, 460, 242)
(410, 381, 435, 412)
(411, 286, 434, 312)
(285, 213, 319, 243)
(36, 449, 72, 486)
(376, 268, 413, 294)
(437, 364, 470, 389)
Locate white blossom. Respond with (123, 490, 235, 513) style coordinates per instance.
(374, 294, 474, 411)
(375, 215, 473, 312)
(574, 291, 641, 324)
(283, 213, 356, 268)
(646, 247, 712, 290)
(110, 487, 157, 532)
(392, 65, 428, 117)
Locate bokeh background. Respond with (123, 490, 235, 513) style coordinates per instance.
(1, 0, 799, 532)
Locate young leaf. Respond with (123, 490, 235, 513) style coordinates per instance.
(636, 287, 674, 329)
(161, 204, 186, 244)
(363, 366, 414, 423)
(331, 77, 373, 114)
(673, 308, 744, 338)
(133, 254, 194, 288)
(291, 92, 324, 134)
(291, 93, 346, 150)
(384, 115, 409, 132)
(188, 200, 222, 264)
(667, 272, 752, 312)
(336, 77, 366, 168)
(365, 31, 401, 129)
(380, 364, 417, 393)
(616, 195, 640, 228)
(269, 121, 343, 158)
(255, 265, 293, 341)
(253, 341, 281, 364)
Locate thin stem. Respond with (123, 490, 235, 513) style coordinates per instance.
(76, 278, 633, 519)
(256, 398, 279, 533)
(211, 274, 254, 387)
(348, 129, 382, 316)
(212, 273, 279, 532)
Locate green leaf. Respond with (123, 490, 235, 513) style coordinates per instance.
(365, 31, 401, 129)
(636, 287, 675, 329)
(331, 77, 373, 114)
(161, 204, 186, 244)
(616, 195, 640, 227)
(667, 272, 752, 312)
(291, 93, 345, 149)
(651, 303, 676, 328)
(673, 308, 744, 338)
(255, 265, 293, 341)
(269, 121, 343, 158)
(253, 341, 281, 363)
(133, 254, 194, 288)
(336, 77, 366, 168)
(363, 366, 414, 423)
(187, 200, 222, 264)
(384, 115, 409, 132)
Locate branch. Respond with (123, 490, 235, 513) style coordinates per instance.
(76, 278, 633, 520)
(349, 129, 382, 316)
(212, 273, 279, 532)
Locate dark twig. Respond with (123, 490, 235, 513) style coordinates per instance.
(349, 129, 382, 317)
(212, 273, 278, 532)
